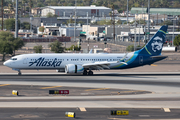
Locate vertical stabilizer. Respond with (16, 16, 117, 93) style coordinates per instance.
(139, 26, 168, 56)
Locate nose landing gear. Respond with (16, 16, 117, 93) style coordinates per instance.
(18, 71, 22, 76)
(12, 69, 22, 75)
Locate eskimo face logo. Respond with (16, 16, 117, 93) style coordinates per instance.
(151, 36, 163, 52)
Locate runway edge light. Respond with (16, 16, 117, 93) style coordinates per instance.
(12, 90, 19, 96)
(111, 110, 129, 115)
(65, 112, 75, 118)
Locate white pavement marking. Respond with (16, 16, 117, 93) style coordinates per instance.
(108, 118, 130, 120)
(164, 108, 171, 112)
(79, 107, 86, 111)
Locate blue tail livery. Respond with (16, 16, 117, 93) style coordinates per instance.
(139, 25, 168, 56)
(112, 25, 168, 69)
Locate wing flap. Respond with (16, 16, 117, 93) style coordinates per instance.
(82, 61, 127, 68)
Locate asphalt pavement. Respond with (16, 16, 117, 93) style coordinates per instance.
(0, 63, 180, 119)
(0, 108, 179, 120)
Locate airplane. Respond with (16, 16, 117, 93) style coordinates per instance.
(3, 25, 168, 75)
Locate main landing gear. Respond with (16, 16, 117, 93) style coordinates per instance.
(88, 70, 93, 75)
(83, 70, 93, 75)
(83, 70, 87, 75)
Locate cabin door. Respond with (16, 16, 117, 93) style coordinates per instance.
(23, 58, 27, 64)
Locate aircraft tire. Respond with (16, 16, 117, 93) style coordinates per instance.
(83, 70, 88, 75)
(88, 71, 93, 75)
(18, 72, 21, 76)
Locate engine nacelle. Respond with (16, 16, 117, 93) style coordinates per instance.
(65, 64, 84, 74)
(56, 69, 65, 72)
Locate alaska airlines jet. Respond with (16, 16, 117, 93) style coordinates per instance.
(3, 26, 168, 75)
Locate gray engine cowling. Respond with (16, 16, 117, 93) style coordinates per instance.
(56, 69, 65, 72)
(65, 64, 84, 74)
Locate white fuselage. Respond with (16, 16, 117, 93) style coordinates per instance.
(4, 53, 134, 70)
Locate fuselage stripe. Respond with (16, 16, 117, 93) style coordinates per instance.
(159, 30, 166, 34)
(145, 46, 152, 55)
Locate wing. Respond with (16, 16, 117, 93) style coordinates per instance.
(82, 61, 127, 70)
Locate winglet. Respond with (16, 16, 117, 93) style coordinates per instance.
(120, 53, 128, 62)
(89, 49, 93, 54)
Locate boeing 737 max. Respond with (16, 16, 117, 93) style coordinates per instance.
(4, 26, 168, 75)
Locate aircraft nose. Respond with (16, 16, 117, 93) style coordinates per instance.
(3, 61, 10, 67)
(3, 61, 7, 66)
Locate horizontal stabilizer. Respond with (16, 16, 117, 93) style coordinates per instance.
(151, 56, 168, 58)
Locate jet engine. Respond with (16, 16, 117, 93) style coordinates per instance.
(56, 69, 65, 72)
(65, 64, 84, 74)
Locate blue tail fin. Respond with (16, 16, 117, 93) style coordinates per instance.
(139, 25, 168, 56)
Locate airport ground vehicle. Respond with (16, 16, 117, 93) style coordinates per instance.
(98, 37, 105, 41)
(4, 26, 168, 75)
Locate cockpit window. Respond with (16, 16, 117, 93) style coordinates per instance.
(10, 58, 17, 60)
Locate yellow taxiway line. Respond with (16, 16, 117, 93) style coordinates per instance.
(41, 86, 62, 89)
(151, 64, 157, 66)
(0, 84, 10, 87)
(85, 88, 109, 91)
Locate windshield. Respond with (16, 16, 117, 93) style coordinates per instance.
(10, 58, 17, 60)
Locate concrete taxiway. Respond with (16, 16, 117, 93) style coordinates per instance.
(0, 65, 180, 119)
(0, 73, 180, 108)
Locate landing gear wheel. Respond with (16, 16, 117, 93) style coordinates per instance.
(83, 70, 87, 75)
(18, 71, 21, 76)
(88, 71, 93, 75)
